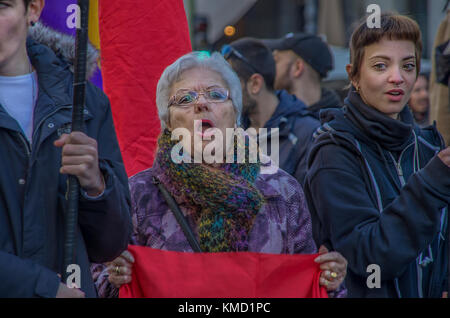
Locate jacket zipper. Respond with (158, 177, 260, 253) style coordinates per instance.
(17, 106, 73, 171)
(17, 132, 31, 157)
(16, 106, 72, 159)
(416, 258, 424, 298)
(395, 161, 406, 186)
(388, 144, 424, 298)
(31, 105, 72, 142)
(387, 144, 413, 187)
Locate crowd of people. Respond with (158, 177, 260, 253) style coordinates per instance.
(0, 0, 449, 298)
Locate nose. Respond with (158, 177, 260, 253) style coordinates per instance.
(388, 67, 405, 85)
(193, 94, 210, 112)
(420, 88, 429, 99)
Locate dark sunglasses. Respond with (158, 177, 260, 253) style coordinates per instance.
(221, 44, 260, 74)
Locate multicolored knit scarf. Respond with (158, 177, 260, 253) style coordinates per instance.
(155, 129, 264, 252)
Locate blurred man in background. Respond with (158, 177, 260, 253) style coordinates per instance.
(409, 74, 431, 128)
(223, 38, 319, 185)
(264, 33, 342, 120)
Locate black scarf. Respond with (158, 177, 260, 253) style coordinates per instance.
(344, 87, 415, 152)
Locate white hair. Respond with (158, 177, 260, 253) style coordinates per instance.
(156, 52, 243, 130)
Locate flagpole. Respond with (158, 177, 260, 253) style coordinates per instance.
(63, 0, 90, 284)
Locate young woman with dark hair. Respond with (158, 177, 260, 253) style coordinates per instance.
(304, 13, 450, 298)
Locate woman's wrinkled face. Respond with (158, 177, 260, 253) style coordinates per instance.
(0, 0, 31, 75)
(167, 67, 237, 159)
(353, 38, 417, 119)
(409, 75, 429, 114)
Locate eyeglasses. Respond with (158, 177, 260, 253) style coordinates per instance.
(168, 86, 230, 107)
(221, 44, 260, 74)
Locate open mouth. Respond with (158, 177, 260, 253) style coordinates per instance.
(194, 119, 216, 138)
(386, 89, 405, 102)
(200, 119, 214, 133)
(386, 89, 404, 96)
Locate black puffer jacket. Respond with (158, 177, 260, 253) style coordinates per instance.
(0, 27, 131, 297)
(304, 89, 449, 298)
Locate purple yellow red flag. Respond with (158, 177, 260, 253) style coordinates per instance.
(39, 0, 192, 176)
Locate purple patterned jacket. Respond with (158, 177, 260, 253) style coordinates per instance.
(92, 163, 344, 298)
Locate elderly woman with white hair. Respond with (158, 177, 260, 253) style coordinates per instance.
(92, 52, 347, 298)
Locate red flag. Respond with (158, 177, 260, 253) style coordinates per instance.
(119, 245, 328, 298)
(99, 0, 192, 176)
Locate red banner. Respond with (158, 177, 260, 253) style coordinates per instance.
(119, 245, 328, 298)
(99, 0, 192, 176)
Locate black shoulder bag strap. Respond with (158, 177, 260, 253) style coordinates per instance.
(152, 177, 202, 252)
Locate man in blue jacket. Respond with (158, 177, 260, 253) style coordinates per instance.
(223, 38, 319, 185)
(0, 0, 131, 297)
(263, 33, 342, 120)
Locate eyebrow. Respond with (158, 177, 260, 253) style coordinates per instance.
(176, 85, 223, 92)
(369, 55, 416, 61)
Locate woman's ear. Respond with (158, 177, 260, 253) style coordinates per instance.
(346, 64, 358, 88)
(345, 64, 353, 79)
(27, 0, 45, 26)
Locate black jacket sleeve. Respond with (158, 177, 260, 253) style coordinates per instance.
(305, 143, 450, 281)
(77, 92, 132, 264)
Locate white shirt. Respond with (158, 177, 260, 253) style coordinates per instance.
(0, 71, 38, 142)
